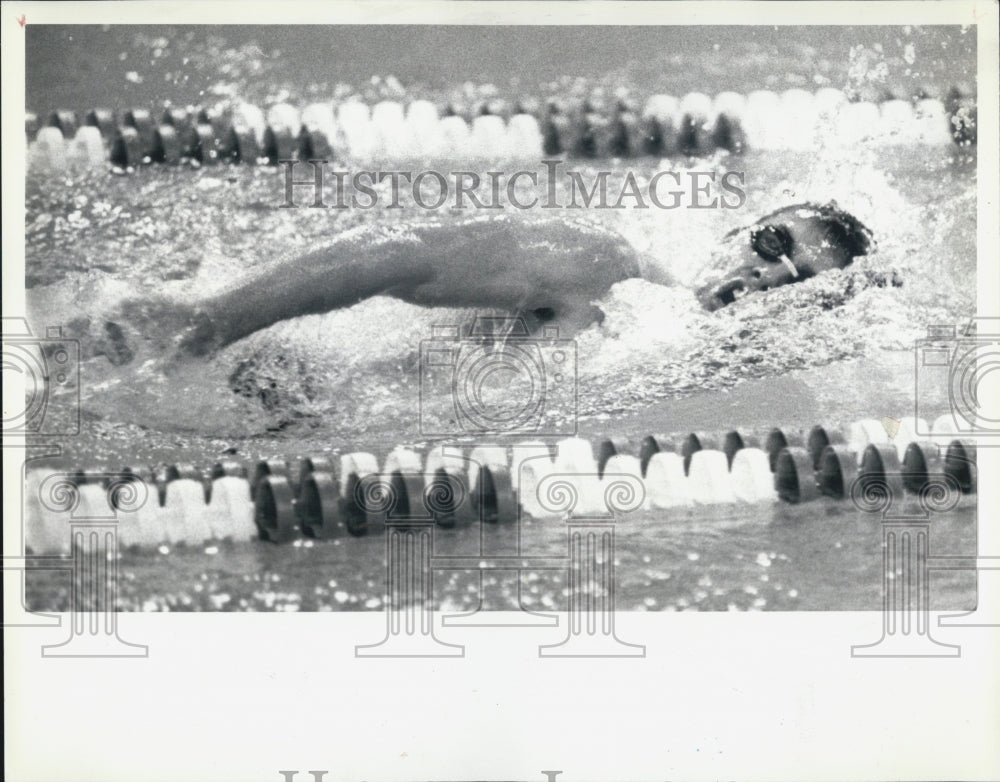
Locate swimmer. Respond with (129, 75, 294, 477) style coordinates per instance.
(95, 202, 872, 365)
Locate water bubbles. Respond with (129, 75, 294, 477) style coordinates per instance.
(210, 593, 231, 609)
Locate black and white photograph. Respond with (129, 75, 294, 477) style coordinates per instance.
(4, 3, 998, 781)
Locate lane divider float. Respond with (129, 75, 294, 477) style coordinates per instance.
(26, 86, 978, 172)
(24, 413, 976, 554)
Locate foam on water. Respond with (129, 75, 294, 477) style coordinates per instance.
(25, 135, 975, 439)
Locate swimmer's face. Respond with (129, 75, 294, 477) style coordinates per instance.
(697, 203, 874, 311)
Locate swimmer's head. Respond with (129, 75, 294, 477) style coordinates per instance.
(697, 202, 874, 311)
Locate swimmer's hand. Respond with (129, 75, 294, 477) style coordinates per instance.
(175, 309, 223, 358)
(91, 297, 221, 368)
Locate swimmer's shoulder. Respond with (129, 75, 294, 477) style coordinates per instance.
(453, 213, 642, 277)
(335, 211, 627, 247)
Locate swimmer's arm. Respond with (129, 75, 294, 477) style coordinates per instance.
(181, 217, 639, 355)
(187, 231, 437, 353)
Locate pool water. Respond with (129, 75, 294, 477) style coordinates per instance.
(25, 497, 978, 613)
(22, 137, 979, 612)
(20, 22, 980, 612)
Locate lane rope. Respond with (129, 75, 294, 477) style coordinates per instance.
(25, 86, 978, 171)
(24, 414, 977, 553)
